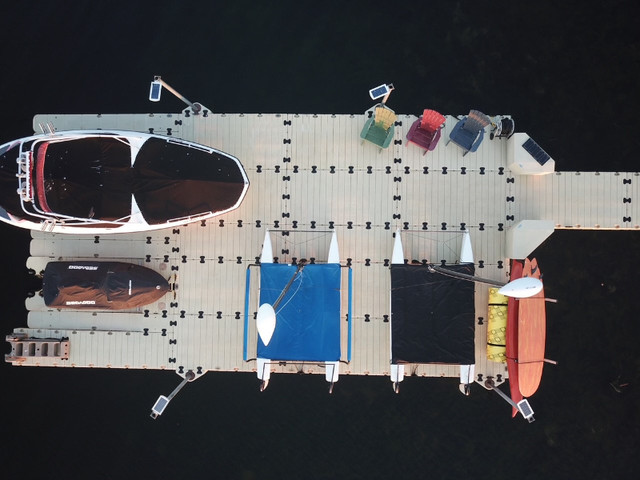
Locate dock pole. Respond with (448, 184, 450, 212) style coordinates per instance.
(150, 370, 196, 419)
(151, 76, 202, 114)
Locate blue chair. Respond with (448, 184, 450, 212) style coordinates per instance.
(446, 110, 491, 156)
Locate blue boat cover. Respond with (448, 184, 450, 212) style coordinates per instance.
(258, 263, 341, 362)
(391, 263, 475, 365)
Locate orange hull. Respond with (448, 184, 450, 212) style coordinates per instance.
(517, 258, 546, 398)
(506, 260, 523, 417)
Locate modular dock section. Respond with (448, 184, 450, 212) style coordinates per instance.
(6, 107, 639, 394)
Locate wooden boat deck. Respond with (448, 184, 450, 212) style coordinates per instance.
(7, 108, 640, 393)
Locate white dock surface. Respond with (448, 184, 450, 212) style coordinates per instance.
(8, 108, 640, 390)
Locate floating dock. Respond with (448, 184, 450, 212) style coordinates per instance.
(6, 106, 639, 394)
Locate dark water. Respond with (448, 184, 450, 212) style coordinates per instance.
(1, 1, 640, 479)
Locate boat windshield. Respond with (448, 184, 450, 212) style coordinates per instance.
(39, 137, 133, 221)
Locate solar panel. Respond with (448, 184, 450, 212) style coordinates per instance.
(369, 84, 390, 100)
(522, 138, 551, 166)
(149, 81, 162, 101)
(517, 399, 535, 422)
(150, 395, 169, 418)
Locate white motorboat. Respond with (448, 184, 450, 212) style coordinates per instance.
(0, 130, 249, 234)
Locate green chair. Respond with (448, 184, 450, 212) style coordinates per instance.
(360, 105, 397, 150)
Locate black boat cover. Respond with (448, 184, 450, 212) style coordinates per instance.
(133, 137, 246, 224)
(43, 261, 169, 310)
(40, 137, 246, 224)
(391, 263, 475, 365)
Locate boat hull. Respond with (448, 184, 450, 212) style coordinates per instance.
(43, 261, 169, 310)
(517, 258, 546, 398)
(506, 260, 523, 417)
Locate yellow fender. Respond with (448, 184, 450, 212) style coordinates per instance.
(487, 288, 508, 362)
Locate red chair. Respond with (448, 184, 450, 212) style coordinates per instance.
(406, 109, 446, 155)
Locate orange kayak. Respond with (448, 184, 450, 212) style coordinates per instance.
(506, 260, 523, 417)
(517, 258, 546, 398)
